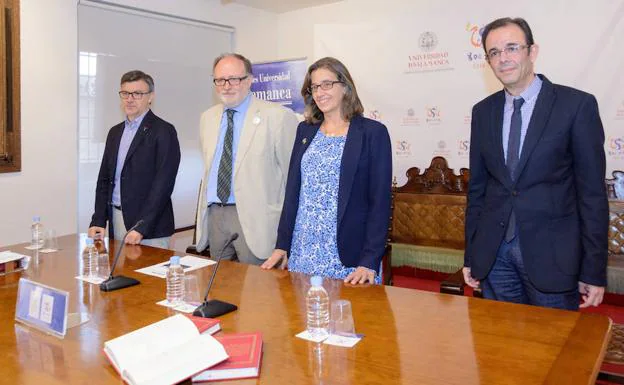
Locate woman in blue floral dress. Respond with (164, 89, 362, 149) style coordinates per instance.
(262, 57, 392, 285)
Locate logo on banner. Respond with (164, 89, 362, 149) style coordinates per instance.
(395, 140, 412, 157)
(464, 112, 472, 125)
(419, 32, 438, 52)
(401, 108, 421, 126)
(425, 106, 442, 125)
(608, 136, 624, 159)
(433, 140, 450, 157)
(457, 139, 470, 158)
(465, 22, 487, 70)
(406, 31, 453, 73)
(368, 109, 382, 121)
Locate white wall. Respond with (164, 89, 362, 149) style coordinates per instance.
(276, 0, 624, 184)
(0, 0, 278, 245)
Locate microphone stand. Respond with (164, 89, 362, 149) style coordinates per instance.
(99, 220, 144, 292)
(193, 233, 239, 318)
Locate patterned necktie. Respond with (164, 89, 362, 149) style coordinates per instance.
(505, 97, 525, 242)
(217, 109, 236, 204)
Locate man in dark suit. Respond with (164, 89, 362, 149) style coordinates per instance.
(89, 70, 180, 248)
(463, 18, 608, 310)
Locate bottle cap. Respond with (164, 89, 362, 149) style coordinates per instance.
(85, 238, 94, 245)
(311, 275, 323, 287)
(170, 256, 180, 265)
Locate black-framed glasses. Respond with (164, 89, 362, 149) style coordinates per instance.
(213, 76, 249, 87)
(486, 44, 531, 61)
(308, 80, 344, 94)
(118, 91, 151, 100)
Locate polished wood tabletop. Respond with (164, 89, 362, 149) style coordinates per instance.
(0, 235, 612, 384)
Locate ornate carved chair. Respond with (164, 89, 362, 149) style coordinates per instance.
(388, 157, 472, 292)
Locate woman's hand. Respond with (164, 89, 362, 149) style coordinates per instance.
(261, 249, 288, 270)
(344, 266, 376, 285)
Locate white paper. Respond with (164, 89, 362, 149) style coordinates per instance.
(24, 245, 42, 250)
(295, 330, 330, 343)
(0, 250, 27, 263)
(39, 248, 58, 253)
(323, 334, 362, 348)
(135, 255, 215, 278)
(156, 299, 199, 314)
(40, 294, 55, 324)
(28, 287, 42, 319)
(75, 275, 106, 285)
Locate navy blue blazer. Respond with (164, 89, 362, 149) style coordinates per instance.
(90, 110, 181, 239)
(276, 115, 392, 272)
(465, 75, 608, 292)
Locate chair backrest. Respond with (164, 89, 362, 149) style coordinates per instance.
(390, 156, 469, 250)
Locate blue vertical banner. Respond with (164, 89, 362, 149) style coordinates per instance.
(251, 58, 307, 114)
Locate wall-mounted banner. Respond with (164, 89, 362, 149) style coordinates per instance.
(251, 58, 307, 114)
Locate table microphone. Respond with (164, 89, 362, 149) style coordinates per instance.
(193, 233, 239, 318)
(100, 220, 144, 292)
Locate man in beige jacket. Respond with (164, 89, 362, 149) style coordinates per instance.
(195, 53, 298, 264)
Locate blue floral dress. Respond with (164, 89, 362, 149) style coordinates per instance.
(288, 130, 381, 284)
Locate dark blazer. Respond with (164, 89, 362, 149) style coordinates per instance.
(276, 114, 392, 272)
(464, 75, 608, 292)
(90, 110, 181, 239)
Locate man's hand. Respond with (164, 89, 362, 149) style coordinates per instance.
(261, 249, 288, 270)
(462, 267, 480, 289)
(578, 282, 605, 308)
(344, 266, 376, 285)
(88, 226, 106, 239)
(125, 230, 143, 245)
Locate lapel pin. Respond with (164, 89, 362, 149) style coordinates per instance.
(302, 138, 307, 144)
(253, 116, 261, 125)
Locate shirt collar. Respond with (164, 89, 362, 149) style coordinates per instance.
(125, 109, 149, 129)
(225, 92, 252, 114)
(504, 75, 542, 106)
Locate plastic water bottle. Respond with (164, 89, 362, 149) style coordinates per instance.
(82, 238, 98, 278)
(306, 275, 330, 339)
(166, 256, 185, 305)
(30, 216, 44, 249)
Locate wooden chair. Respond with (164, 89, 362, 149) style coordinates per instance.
(389, 157, 475, 293)
(186, 182, 210, 257)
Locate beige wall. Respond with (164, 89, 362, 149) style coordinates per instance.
(0, 0, 277, 245)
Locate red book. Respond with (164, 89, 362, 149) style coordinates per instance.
(192, 332, 263, 382)
(186, 314, 221, 335)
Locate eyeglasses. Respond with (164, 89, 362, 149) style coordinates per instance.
(308, 80, 344, 94)
(213, 76, 248, 87)
(118, 91, 151, 100)
(486, 44, 531, 61)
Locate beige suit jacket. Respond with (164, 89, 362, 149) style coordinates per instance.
(195, 96, 299, 259)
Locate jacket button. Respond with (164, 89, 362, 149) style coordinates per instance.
(512, 191, 518, 196)
(500, 222, 505, 227)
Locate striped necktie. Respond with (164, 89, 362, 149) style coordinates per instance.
(217, 109, 236, 204)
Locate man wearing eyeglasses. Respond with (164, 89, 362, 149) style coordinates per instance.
(463, 18, 608, 310)
(194, 53, 298, 265)
(89, 70, 181, 248)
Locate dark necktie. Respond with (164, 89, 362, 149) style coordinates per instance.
(505, 97, 525, 242)
(217, 109, 236, 204)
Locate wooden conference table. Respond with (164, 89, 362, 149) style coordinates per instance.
(0, 234, 612, 384)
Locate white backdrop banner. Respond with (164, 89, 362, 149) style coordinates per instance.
(314, 2, 624, 185)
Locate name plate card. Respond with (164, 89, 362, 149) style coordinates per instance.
(15, 278, 69, 338)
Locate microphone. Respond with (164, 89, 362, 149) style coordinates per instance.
(193, 233, 239, 318)
(99, 220, 144, 292)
